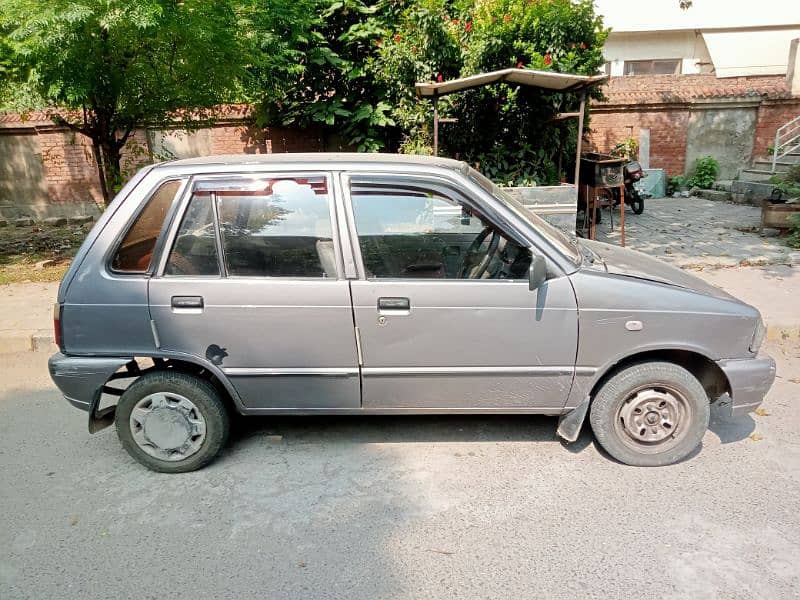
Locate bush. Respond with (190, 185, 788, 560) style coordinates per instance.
(668, 175, 689, 195)
(789, 213, 800, 249)
(687, 156, 720, 189)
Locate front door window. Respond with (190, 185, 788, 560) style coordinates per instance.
(350, 181, 531, 280)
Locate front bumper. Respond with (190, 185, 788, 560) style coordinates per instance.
(716, 353, 776, 417)
(48, 352, 131, 412)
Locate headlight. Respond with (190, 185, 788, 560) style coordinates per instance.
(749, 318, 766, 354)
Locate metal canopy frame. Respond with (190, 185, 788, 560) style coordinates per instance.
(415, 68, 607, 191)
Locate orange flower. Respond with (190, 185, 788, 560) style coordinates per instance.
(503, 14, 511, 22)
(393, 34, 401, 43)
(543, 54, 553, 66)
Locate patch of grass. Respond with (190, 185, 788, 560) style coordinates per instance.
(0, 255, 71, 285)
(0, 223, 87, 284)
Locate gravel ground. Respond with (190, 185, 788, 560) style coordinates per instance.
(1, 341, 798, 600)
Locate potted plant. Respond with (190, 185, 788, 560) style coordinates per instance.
(762, 165, 800, 230)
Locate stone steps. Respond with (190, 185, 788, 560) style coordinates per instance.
(753, 159, 795, 172)
(730, 180, 779, 205)
(737, 168, 780, 183)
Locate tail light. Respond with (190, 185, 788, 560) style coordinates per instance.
(53, 303, 62, 349)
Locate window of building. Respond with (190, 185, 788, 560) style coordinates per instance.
(624, 59, 682, 76)
(350, 180, 531, 280)
(214, 176, 337, 278)
(111, 180, 182, 273)
(165, 192, 220, 276)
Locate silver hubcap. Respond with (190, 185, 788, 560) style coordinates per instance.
(617, 386, 689, 448)
(129, 392, 206, 461)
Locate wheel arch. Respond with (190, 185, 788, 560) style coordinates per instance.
(89, 351, 244, 433)
(589, 348, 731, 403)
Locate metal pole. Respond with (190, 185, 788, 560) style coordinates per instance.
(772, 125, 780, 173)
(573, 91, 586, 204)
(433, 95, 439, 156)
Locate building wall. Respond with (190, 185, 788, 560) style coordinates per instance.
(603, 31, 713, 76)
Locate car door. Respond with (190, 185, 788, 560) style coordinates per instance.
(343, 172, 579, 411)
(148, 172, 360, 410)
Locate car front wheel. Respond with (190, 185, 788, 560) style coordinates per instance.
(589, 362, 710, 466)
(115, 371, 230, 473)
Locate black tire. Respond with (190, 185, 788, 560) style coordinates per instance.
(631, 197, 644, 214)
(589, 362, 710, 467)
(115, 371, 230, 473)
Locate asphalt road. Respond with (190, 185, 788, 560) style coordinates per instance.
(1, 341, 799, 600)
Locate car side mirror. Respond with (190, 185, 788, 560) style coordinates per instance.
(529, 254, 547, 291)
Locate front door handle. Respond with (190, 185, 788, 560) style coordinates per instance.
(171, 295, 204, 312)
(378, 297, 410, 312)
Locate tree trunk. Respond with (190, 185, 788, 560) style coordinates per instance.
(91, 140, 111, 205)
(95, 141, 123, 206)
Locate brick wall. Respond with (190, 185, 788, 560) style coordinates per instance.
(0, 113, 324, 206)
(37, 130, 103, 204)
(586, 74, 799, 177)
(753, 99, 800, 159)
(587, 108, 690, 176)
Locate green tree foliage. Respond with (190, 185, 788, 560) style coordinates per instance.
(2, 0, 609, 190)
(1, 0, 246, 202)
(367, 0, 607, 184)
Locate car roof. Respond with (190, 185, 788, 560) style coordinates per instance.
(159, 152, 468, 172)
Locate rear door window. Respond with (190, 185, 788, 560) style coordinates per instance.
(213, 176, 337, 278)
(111, 180, 182, 273)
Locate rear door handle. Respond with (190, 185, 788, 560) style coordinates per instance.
(378, 297, 410, 312)
(171, 296, 204, 312)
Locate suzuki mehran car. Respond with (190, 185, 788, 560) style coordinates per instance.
(49, 154, 776, 472)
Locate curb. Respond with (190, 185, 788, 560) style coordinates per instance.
(2, 324, 797, 354)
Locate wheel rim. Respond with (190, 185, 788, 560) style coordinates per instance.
(129, 392, 207, 462)
(614, 384, 691, 453)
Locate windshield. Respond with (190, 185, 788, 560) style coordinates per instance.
(468, 167, 581, 265)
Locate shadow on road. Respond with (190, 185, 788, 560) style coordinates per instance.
(229, 413, 567, 446)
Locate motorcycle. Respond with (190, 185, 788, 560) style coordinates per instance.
(589, 160, 648, 225)
(612, 160, 647, 215)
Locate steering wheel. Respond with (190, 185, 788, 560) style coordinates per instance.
(457, 226, 505, 279)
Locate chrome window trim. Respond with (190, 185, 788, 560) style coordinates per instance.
(223, 367, 359, 377)
(362, 366, 594, 376)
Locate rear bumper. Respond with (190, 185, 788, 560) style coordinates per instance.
(48, 352, 131, 412)
(717, 353, 776, 417)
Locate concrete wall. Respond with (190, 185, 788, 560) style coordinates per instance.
(685, 101, 758, 179)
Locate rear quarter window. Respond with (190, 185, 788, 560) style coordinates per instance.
(111, 180, 182, 273)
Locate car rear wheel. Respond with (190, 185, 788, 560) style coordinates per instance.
(589, 362, 710, 466)
(115, 371, 229, 473)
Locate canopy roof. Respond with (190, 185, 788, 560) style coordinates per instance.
(415, 68, 607, 97)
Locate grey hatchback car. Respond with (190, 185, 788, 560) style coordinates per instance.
(49, 153, 776, 472)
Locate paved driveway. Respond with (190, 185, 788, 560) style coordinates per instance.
(1, 343, 798, 599)
(595, 197, 800, 268)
